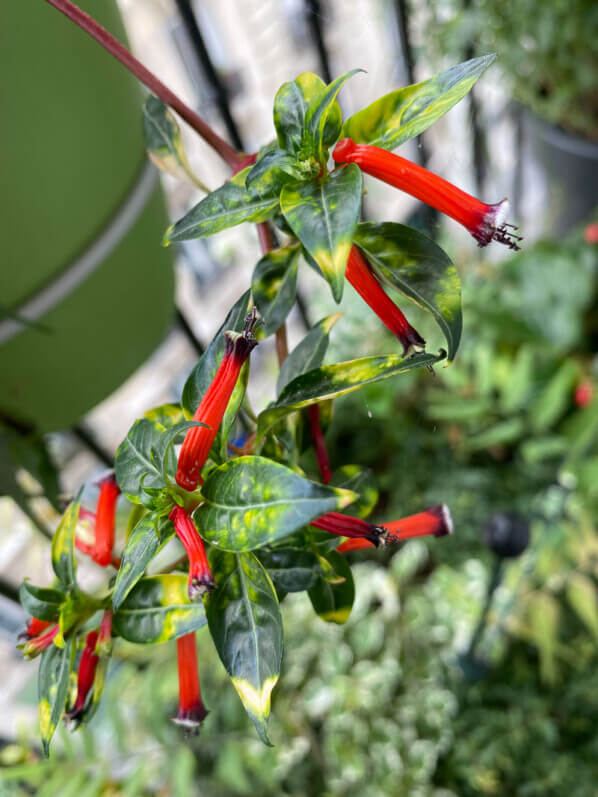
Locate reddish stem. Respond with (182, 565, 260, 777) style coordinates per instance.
(44, 0, 242, 170)
(307, 405, 332, 484)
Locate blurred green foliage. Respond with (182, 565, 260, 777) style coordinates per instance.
(3, 228, 598, 794)
(421, 0, 598, 140)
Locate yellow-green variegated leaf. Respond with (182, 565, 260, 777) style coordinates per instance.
(51, 495, 81, 587)
(304, 69, 362, 166)
(258, 350, 444, 439)
(308, 550, 355, 624)
(251, 246, 299, 337)
(38, 634, 75, 756)
(206, 550, 283, 744)
(354, 222, 462, 360)
(276, 313, 342, 395)
(281, 165, 362, 303)
(112, 513, 174, 611)
(194, 456, 357, 552)
(245, 145, 305, 192)
(341, 54, 496, 150)
(114, 418, 166, 507)
(112, 575, 206, 644)
(143, 95, 209, 191)
(164, 166, 280, 243)
(273, 72, 342, 157)
(143, 403, 185, 428)
(182, 291, 251, 462)
(330, 465, 378, 518)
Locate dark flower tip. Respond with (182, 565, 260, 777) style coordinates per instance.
(402, 327, 426, 358)
(224, 308, 261, 361)
(430, 504, 454, 537)
(474, 201, 522, 251)
(172, 704, 209, 736)
(189, 575, 217, 600)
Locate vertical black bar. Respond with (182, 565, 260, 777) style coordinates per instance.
(304, 0, 333, 83)
(72, 425, 114, 467)
(394, 0, 429, 168)
(462, 0, 486, 194)
(173, 0, 245, 151)
(176, 307, 205, 356)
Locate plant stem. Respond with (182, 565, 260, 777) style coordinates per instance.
(44, 0, 242, 170)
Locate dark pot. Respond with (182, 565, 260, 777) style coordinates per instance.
(523, 111, 598, 235)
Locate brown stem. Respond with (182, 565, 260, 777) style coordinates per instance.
(257, 222, 289, 366)
(44, 0, 242, 170)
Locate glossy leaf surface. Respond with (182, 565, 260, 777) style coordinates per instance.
(355, 222, 462, 360)
(251, 246, 299, 336)
(276, 313, 342, 395)
(308, 550, 355, 624)
(257, 548, 321, 593)
(115, 418, 165, 507)
(273, 72, 341, 157)
(341, 54, 496, 151)
(245, 145, 304, 193)
(206, 550, 283, 744)
(51, 497, 80, 587)
(165, 167, 280, 243)
(259, 351, 444, 439)
(304, 69, 362, 165)
(330, 465, 378, 518)
(38, 634, 74, 756)
(112, 575, 206, 644)
(195, 456, 356, 552)
(19, 582, 64, 622)
(280, 164, 363, 302)
(112, 513, 174, 611)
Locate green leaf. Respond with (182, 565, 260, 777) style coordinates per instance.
(194, 455, 356, 552)
(567, 573, 598, 640)
(143, 403, 185, 428)
(273, 72, 339, 156)
(152, 420, 207, 488)
(330, 465, 378, 518)
(258, 350, 443, 439)
(308, 550, 355, 624)
(51, 497, 80, 588)
(256, 548, 321, 593)
(182, 291, 251, 460)
(206, 550, 283, 744)
(341, 54, 496, 150)
(164, 167, 280, 243)
(112, 575, 206, 644)
(281, 165, 363, 302)
(112, 513, 174, 611)
(529, 360, 579, 434)
(354, 222, 462, 360)
(276, 313, 342, 396)
(305, 69, 362, 165)
(114, 418, 165, 507)
(19, 582, 64, 622)
(245, 146, 304, 193)
(143, 95, 209, 191)
(251, 246, 299, 336)
(38, 634, 75, 756)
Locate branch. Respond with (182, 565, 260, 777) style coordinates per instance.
(44, 0, 243, 170)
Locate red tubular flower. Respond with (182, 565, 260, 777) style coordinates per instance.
(169, 506, 215, 599)
(66, 630, 99, 725)
(20, 623, 59, 659)
(172, 632, 208, 734)
(333, 138, 521, 250)
(22, 617, 52, 639)
(176, 311, 259, 492)
(311, 512, 387, 546)
(346, 246, 426, 356)
(575, 379, 593, 408)
(336, 505, 453, 552)
(307, 404, 332, 484)
(93, 474, 120, 567)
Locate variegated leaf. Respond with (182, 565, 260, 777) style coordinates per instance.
(341, 54, 496, 150)
(273, 71, 341, 157)
(112, 575, 207, 644)
(280, 165, 362, 302)
(308, 550, 355, 624)
(51, 495, 80, 588)
(194, 456, 357, 552)
(258, 350, 444, 439)
(206, 550, 283, 744)
(38, 634, 75, 756)
(164, 167, 280, 243)
(304, 69, 362, 165)
(251, 246, 299, 336)
(143, 95, 209, 191)
(276, 313, 342, 395)
(354, 222, 462, 360)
